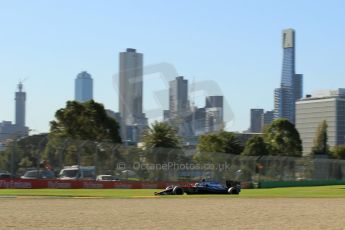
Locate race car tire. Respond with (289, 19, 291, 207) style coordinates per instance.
(228, 187, 239, 195)
(173, 186, 184, 195)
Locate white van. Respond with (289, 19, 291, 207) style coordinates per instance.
(59, 165, 96, 180)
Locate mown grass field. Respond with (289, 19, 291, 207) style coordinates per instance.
(1, 185, 345, 198)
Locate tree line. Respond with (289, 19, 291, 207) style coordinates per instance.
(1, 100, 345, 177)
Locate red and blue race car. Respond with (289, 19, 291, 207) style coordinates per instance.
(154, 180, 241, 195)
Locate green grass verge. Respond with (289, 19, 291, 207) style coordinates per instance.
(1, 185, 345, 198)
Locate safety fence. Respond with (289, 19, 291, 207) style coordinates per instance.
(1, 137, 345, 183)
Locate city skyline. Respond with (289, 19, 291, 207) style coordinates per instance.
(0, 1, 344, 134)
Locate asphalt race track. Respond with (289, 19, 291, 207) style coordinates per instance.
(1, 198, 345, 229)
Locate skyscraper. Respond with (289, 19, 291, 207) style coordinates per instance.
(75, 71, 93, 102)
(293, 74, 303, 102)
(169, 76, 189, 118)
(15, 82, 26, 127)
(205, 107, 223, 133)
(262, 110, 274, 128)
(206, 96, 223, 108)
(204, 96, 224, 133)
(119, 48, 147, 143)
(166, 76, 191, 137)
(119, 48, 144, 125)
(274, 28, 303, 124)
(249, 109, 264, 133)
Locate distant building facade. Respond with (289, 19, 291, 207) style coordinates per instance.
(205, 107, 223, 133)
(163, 76, 224, 140)
(262, 110, 274, 128)
(192, 107, 206, 136)
(15, 82, 26, 127)
(75, 71, 93, 102)
(169, 76, 189, 118)
(106, 109, 121, 125)
(249, 109, 264, 133)
(247, 109, 274, 133)
(118, 48, 147, 143)
(296, 89, 345, 155)
(0, 82, 29, 142)
(165, 76, 192, 137)
(206, 96, 223, 108)
(205, 96, 224, 133)
(274, 28, 303, 124)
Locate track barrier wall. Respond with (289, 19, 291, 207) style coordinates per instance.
(0, 179, 196, 189)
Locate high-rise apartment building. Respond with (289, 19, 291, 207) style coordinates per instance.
(119, 48, 144, 125)
(169, 76, 189, 118)
(166, 76, 191, 137)
(250, 109, 264, 133)
(75, 71, 93, 103)
(262, 110, 274, 128)
(193, 107, 206, 136)
(204, 96, 224, 133)
(274, 28, 303, 124)
(296, 89, 345, 155)
(118, 48, 147, 143)
(205, 107, 223, 133)
(206, 96, 223, 108)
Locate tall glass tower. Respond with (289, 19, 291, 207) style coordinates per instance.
(274, 28, 303, 124)
(75, 71, 93, 103)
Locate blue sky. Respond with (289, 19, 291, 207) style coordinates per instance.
(0, 0, 344, 134)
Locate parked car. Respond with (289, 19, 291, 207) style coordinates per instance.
(20, 169, 55, 179)
(96, 175, 119, 181)
(59, 165, 96, 180)
(0, 170, 11, 179)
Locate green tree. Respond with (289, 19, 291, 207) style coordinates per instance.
(0, 134, 48, 175)
(263, 119, 302, 157)
(330, 145, 345, 159)
(141, 121, 180, 149)
(197, 131, 242, 154)
(50, 100, 121, 143)
(45, 100, 121, 168)
(311, 120, 330, 156)
(242, 136, 268, 156)
(140, 122, 182, 181)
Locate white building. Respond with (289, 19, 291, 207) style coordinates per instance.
(296, 89, 345, 155)
(75, 71, 93, 103)
(119, 48, 147, 143)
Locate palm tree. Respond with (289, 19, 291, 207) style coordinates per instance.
(141, 122, 180, 149)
